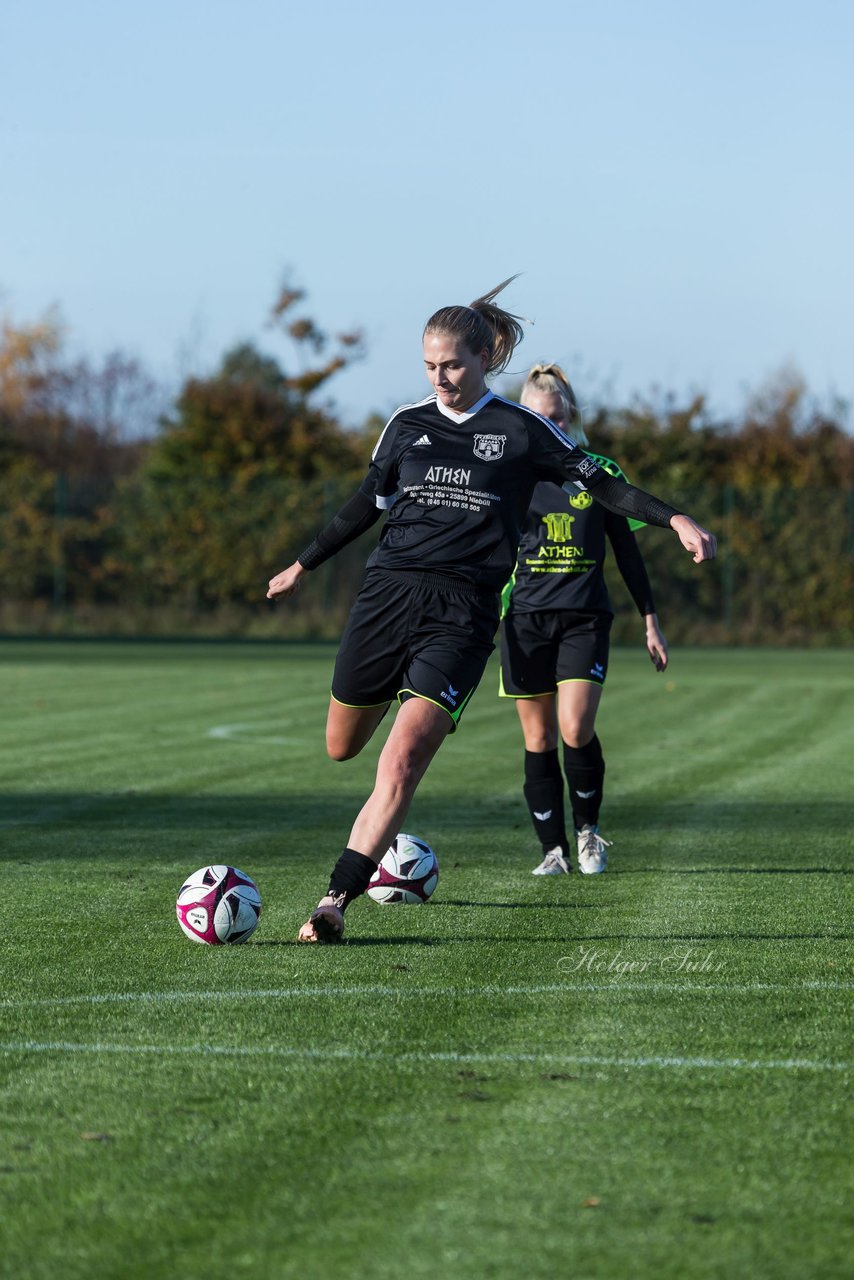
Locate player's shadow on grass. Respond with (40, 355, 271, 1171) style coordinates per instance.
(441, 899, 601, 910)
(254, 930, 595, 946)
(614, 866, 854, 875)
(578, 930, 851, 941)
(253, 936, 443, 947)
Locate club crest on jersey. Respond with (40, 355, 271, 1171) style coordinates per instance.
(473, 433, 507, 461)
(570, 491, 593, 509)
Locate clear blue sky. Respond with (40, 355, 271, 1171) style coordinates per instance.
(2, 0, 852, 426)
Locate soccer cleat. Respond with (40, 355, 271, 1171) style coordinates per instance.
(532, 846, 571, 876)
(297, 895, 346, 943)
(576, 825, 611, 875)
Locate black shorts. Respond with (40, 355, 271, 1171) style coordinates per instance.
(332, 569, 500, 730)
(499, 609, 612, 698)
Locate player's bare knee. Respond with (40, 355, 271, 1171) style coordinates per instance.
(326, 736, 361, 762)
(562, 721, 595, 749)
(525, 728, 557, 753)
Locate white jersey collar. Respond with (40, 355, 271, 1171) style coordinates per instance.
(434, 388, 494, 423)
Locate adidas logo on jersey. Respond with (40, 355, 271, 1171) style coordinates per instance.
(414, 434, 432, 446)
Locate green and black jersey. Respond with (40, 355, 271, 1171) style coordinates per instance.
(502, 454, 656, 618)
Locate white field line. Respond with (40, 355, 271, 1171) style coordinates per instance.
(207, 723, 308, 746)
(1, 980, 851, 1010)
(0, 1041, 848, 1072)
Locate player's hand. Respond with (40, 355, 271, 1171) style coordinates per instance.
(267, 561, 305, 600)
(670, 515, 717, 563)
(645, 614, 669, 672)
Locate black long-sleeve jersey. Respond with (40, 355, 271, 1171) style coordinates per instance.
(299, 391, 679, 592)
(502, 458, 657, 617)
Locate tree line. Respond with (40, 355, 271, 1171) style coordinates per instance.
(1, 291, 852, 644)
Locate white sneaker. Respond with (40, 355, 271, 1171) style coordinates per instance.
(576, 825, 611, 875)
(532, 846, 571, 876)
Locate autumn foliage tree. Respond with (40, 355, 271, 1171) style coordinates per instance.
(2, 289, 852, 641)
(0, 313, 153, 604)
(110, 284, 372, 610)
(268, 281, 365, 398)
(585, 373, 854, 642)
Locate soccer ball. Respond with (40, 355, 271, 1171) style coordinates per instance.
(176, 865, 262, 944)
(366, 834, 439, 905)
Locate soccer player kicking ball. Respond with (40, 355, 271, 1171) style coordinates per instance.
(267, 279, 716, 942)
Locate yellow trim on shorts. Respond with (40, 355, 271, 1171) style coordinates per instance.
(330, 692, 392, 709)
(398, 687, 473, 727)
(497, 667, 555, 700)
(498, 673, 603, 699)
(499, 689, 556, 700)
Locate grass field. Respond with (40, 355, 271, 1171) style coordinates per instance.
(1, 640, 852, 1280)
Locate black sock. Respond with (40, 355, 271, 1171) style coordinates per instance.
(523, 749, 568, 853)
(328, 848, 376, 908)
(563, 735, 605, 829)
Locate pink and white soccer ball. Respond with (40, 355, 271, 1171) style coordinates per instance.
(366, 834, 439, 905)
(176, 865, 262, 944)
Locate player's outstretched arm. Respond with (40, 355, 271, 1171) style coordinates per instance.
(580, 472, 717, 563)
(669, 515, 717, 564)
(267, 561, 306, 600)
(266, 489, 383, 602)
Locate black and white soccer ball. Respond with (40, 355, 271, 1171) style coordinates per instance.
(176, 864, 262, 944)
(366, 834, 439, 905)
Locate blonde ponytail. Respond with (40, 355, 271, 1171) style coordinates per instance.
(520, 361, 588, 445)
